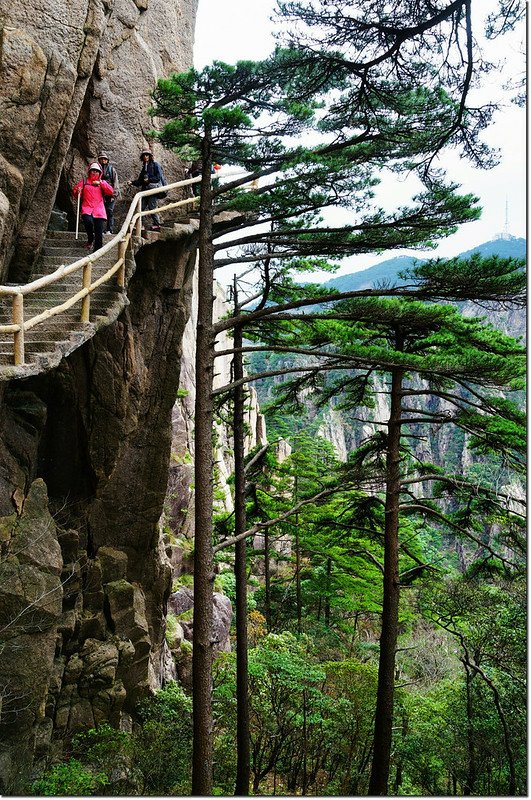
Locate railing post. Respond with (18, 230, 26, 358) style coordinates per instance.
(12, 293, 24, 366)
(117, 240, 126, 287)
(81, 261, 92, 322)
(135, 196, 142, 237)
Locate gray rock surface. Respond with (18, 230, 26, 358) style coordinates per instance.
(0, 213, 199, 792)
(169, 587, 233, 654)
(0, 0, 199, 280)
(0, 480, 63, 791)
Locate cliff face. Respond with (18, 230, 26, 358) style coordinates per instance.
(0, 0, 199, 791)
(0, 0, 197, 280)
(0, 234, 199, 791)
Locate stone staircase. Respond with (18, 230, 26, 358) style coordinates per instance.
(0, 230, 130, 380)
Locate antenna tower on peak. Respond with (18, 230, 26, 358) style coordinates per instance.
(497, 197, 515, 240)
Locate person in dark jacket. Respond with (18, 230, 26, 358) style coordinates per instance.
(97, 151, 120, 234)
(188, 158, 202, 196)
(130, 149, 166, 231)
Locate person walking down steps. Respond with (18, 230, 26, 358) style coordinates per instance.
(97, 151, 120, 234)
(73, 163, 114, 252)
(130, 148, 167, 231)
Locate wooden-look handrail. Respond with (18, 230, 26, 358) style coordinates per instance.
(0, 176, 203, 365)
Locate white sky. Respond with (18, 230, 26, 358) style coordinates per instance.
(194, 0, 526, 278)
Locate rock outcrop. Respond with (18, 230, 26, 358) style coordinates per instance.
(0, 0, 198, 281)
(0, 230, 199, 792)
(0, 0, 200, 790)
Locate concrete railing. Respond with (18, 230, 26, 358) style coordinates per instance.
(0, 176, 205, 365)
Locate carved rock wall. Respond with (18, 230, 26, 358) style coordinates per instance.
(0, 0, 198, 279)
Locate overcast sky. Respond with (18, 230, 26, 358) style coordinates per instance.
(193, 0, 526, 278)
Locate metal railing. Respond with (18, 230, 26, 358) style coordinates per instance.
(0, 176, 202, 366)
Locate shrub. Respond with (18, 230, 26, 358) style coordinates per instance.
(31, 758, 108, 796)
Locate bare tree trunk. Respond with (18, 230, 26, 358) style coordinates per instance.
(462, 662, 476, 796)
(233, 288, 251, 796)
(264, 528, 271, 631)
(324, 556, 331, 627)
(192, 133, 215, 796)
(368, 360, 404, 795)
(294, 474, 302, 634)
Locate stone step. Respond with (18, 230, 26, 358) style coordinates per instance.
(24, 284, 118, 297)
(0, 310, 116, 327)
(0, 353, 41, 366)
(0, 339, 57, 353)
(0, 327, 92, 356)
(38, 254, 116, 267)
(33, 272, 117, 286)
(0, 324, 83, 340)
(41, 244, 119, 255)
(42, 241, 89, 250)
(0, 294, 120, 316)
(45, 230, 93, 240)
(44, 232, 119, 244)
(16, 299, 117, 317)
(0, 232, 133, 376)
(0, 305, 121, 331)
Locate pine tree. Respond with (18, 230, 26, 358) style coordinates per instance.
(148, 4, 524, 792)
(237, 292, 524, 794)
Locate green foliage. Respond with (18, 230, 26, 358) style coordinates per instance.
(33, 685, 194, 796)
(165, 611, 180, 647)
(31, 759, 108, 796)
(172, 572, 194, 592)
(406, 253, 526, 307)
(146, 8, 524, 797)
(212, 634, 383, 795)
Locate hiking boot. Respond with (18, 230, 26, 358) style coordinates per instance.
(84, 242, 93, 250)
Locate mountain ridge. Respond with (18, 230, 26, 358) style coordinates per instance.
(321, 237, 526, 293)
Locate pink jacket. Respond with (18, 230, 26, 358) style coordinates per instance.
(73, 176, 113, 219)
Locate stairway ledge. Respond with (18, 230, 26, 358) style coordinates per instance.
(0, 221, 189, 380)
(0, 294, 129, 379)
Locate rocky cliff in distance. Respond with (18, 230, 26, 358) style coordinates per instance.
(0, 0, 201, 792)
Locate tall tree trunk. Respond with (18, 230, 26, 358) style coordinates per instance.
(368, 360, 404, 795)
(192, 134, 215, 796)
(324, 556, 332, 627)
(294, 474, 302, 634)
(302, 688, 308, 795)
(233, 289, 251, 795)
(462, 660, 476, 795)
(264, 528, 271, 631)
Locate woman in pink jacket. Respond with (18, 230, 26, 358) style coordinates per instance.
(73, 163, 114, 252)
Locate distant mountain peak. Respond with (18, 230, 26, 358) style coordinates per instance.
(322, 237, 526, 293)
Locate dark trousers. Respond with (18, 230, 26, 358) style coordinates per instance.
(104, 198, 115, 233)
(141, 194, 161, 226)
(82, 214, 105, 251)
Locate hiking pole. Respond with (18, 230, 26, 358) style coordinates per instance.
(75, 189, 81, 239)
